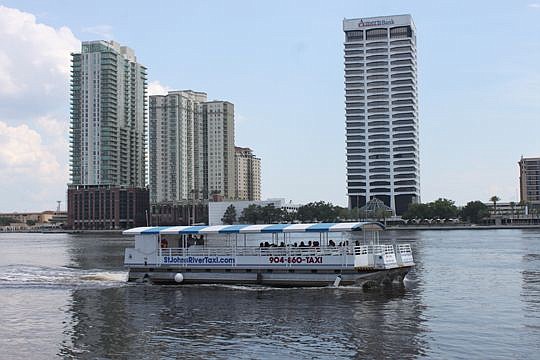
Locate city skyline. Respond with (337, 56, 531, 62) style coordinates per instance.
(0, 1, 539, 212)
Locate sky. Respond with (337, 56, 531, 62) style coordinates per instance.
(0, 0, 539, 212)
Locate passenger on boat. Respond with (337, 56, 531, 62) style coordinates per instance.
(308, 241, 312, 247)
(299, 241, 306, 247)
(293, 242, 298, 247)
(264, 241, 270, 247)
(313, 241, 320, 247)
(329, 239, 336, 247)
(197, 235, 204, 245)
(355, 240, 360, 246)
(260, 242, 264, 247)
(279, 242, 285, 247)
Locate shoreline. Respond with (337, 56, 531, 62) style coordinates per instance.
(2, 224, 540, 234)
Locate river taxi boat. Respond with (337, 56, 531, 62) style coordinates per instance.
(123, 222, 414, 287)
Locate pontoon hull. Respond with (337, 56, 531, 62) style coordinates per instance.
(127, 266, 413, 287)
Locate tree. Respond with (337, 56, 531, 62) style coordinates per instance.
(239, 204, 262, 224)
(295, 201, 340, 222)
(260, 205, 285, 223)
(490, 195, 501, 214)
(430, 198, 458, 219)
(402, 203, 433, 220)
(460, 201, 489, 224)
(0, 217, 17, 226)
(26, 220, 37, 226)
(509, 201, 516, 219)
(221, 205, 237, 225)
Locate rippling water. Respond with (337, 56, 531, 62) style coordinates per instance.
(0, 230, 539, 359)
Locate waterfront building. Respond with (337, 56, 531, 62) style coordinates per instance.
(204, 101, 236, 200)
(343, 15, 420, 215)
(149, 91, 208, 204)
(68, 40, 149, 229)
(235, 146, 261, 201)
(148, 94, 236, 204)
(0, 211, 56, 224)
(519, 156, 540, 206)
(67, 185, 149, 230)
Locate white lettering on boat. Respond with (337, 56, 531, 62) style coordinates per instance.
(162, 256, 236, 265)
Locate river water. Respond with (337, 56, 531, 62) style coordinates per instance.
(0, 229, 539, 359)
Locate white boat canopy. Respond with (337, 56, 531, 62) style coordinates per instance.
(122, 222, 385, 235)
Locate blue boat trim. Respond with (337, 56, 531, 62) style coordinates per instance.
(219, 225, 248, 233)
(306, 223, 338, 232)
(123, 222, 385, 235)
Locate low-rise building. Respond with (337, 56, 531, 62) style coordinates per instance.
(67, 185, 149, 230)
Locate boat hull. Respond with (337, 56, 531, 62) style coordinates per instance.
(127, 265, 413, 287)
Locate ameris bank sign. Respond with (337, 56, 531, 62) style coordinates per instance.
(358, 19, 395, 27)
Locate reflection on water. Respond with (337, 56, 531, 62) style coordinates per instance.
(59, 285, 425, 359)
(0, 229, 540, 359)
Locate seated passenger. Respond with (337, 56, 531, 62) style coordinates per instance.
(260, 242, 264, 247)
(308, 241, 312, 247)
(279, 242, 285, 247)
(329, 239, 336, 247)
(299, 241, 306, 247)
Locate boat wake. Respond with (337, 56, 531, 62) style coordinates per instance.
(0, 264, 128, 289)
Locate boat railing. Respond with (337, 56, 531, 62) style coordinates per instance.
(158, 244, 406, 258)
(353, 244, 395, 255)
(159, 245, 355, 258)
(397, 244, 412, 254)
(396, 243, 414, 266)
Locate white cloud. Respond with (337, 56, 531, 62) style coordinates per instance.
(82, 24, 114, 39)
(0, 5, 78, 211)
(0, 121, 65, 184)
(148, 80, 172, 96)
(36, 115, 68, 136)
(529, 3, 540, 8)
(0, 6, 79, 100)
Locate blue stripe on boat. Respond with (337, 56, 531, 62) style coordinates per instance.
(260, 224, 290, 233)
(178, 225, 208, 234)
(219, 225, 248, 233)
(306, 223, 338, 232)
(142, 226, 170, 234)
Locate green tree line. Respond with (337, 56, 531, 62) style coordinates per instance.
(221, 197, 498, 225)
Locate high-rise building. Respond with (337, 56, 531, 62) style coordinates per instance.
(149, 94, 236, 203)
(68, 40, 148, 229)
(235, 146, 261, 201)
(343, 15, 420, 215)
(149, 90, 208, 203)
(519, 156, 540, 206)
(204, 101, 236, 200)
(70, 40, 147, 187)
